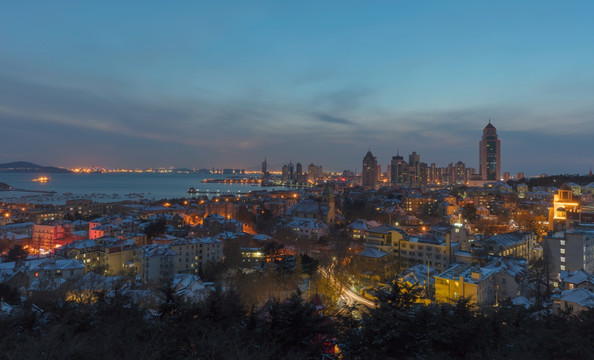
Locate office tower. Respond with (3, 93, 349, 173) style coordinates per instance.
(419, 162, 428, 186)
(261, 157, 267, 178)
(391, 152, 408, 187)
(288, 161, 294, 182)
(479, 120, 501, 181)
(429, 163, 436, 184)
(362, 149, 378, 190)
(409, 151, 420, 187)
(307, 163, 323, 184)
(295, 162, 303, 183)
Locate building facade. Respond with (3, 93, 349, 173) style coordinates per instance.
(362, 150, 378, 190)
(479, 120, 501, 181)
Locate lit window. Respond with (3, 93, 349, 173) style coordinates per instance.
(561, 240, 566, 246)
(561, 249, 565, 254)
(561, 257, 566, 263)
(561, 265, 566, 271)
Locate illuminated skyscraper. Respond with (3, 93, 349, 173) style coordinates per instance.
(362, 149, 378, 190)
(479, 120, 501, 181)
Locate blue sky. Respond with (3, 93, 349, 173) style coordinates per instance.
(1, 1, 593, 175)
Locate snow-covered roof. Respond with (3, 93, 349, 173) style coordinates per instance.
(287, 200, 320, 216)
(483, 258, 528, 280)
(561, 288, 594, 308)
(399, 264, 437, 287)
(287, 218, 327, 230)
(561, 269, 594, 287)
(172, 273, 210, 301)
(347, 219, 371, 230)
(356, 248, 388, 259)
(511, 296, 533, 309)
(367, 224, 404, 235)
(436, 263, 498, 285)
(29, 277, 66, 291)
(485, 231, 526, 247)
(141, 243, 177, 257)
(253, 234, 272, 242)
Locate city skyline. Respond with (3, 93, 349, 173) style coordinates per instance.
(1, 1, 593, 174)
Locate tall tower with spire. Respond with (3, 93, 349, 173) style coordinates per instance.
(479, 119, 501, 181)
(261, 157, 268, 179)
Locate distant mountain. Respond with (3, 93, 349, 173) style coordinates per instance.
(0, 161, 71, 173)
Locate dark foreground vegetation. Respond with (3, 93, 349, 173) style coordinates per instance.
(1, 283, 594, 360)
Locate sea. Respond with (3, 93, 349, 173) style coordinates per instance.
(0, 173, 286, 205)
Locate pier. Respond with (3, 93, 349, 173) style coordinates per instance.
(187, 188, 250, 195)
(201, 178, 260, 184)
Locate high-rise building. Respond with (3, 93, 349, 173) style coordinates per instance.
(455, 161, 466, 185)
(282, 165, 289, 181)
(479, 120, 501, 181)
(419, 162, 428, 186)
(295, 162, 303, 183)
(362, 149, 378, 190)
(408, 151, 420, 187)
(390, 152, 408, 187)
(307, 163, 323, 184)
(288, 161, 294, 182)
(429, 163, 437, 184)
(261, 157, 268, 179)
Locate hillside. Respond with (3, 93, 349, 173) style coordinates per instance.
(0, 161, 70, 173)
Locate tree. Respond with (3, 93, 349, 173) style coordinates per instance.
(0, 282, 20, 305)
(144, 218, 166, 241)
(529, 247, 553, 306)
(462, 204, 478, 223)
(5, 244, 28, 262)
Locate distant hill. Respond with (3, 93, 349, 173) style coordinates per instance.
(0, 161, 71, 173)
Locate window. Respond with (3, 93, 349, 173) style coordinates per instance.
(560, 240, 566, 246)
(561, 248, 565, 254)
(561, 257, 566, 263)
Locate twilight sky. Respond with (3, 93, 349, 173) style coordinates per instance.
(1, 1, 593, 175)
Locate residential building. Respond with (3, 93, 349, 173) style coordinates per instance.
(555, 288, 594, 315)
(32, 222, 72, 253)
(544, 229, 594, 274)
(365, 225, 406, 253)
(478, 231, 537, 259)
(169, 237, 223, 275)
(434, 263, 498, 306)
(286, 218, 329, 240)
(396, 233, 457, 272)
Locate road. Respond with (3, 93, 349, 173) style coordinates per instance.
(319, 268, 378, 309)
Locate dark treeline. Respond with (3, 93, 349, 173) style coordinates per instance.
(2, 282, 594, 359)
(509, 174, 593, 188)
